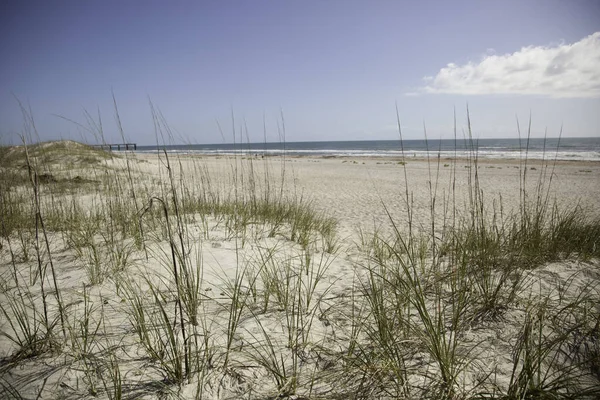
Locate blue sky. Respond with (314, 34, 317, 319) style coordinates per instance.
(1, 0, 599, 145)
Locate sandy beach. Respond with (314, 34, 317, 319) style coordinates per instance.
(1, 144, 599, 399)
(132, 153, 600, 237)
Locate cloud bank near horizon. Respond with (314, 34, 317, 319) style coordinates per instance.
(418, 32, 600, 98)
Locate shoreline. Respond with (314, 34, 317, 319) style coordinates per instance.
(132, 151, 600, 166)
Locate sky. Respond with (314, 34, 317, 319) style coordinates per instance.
(1, 0, 599, 145)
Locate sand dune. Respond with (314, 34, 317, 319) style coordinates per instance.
(1, 147, 599, 399)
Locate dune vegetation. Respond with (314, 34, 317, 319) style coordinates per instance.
(1, 108, 599, 399)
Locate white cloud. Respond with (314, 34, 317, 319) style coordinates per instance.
(419, 32, 600, 98)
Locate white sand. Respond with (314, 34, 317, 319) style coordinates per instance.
(1, 152, 599, 399)
(130, 154, 600, 237)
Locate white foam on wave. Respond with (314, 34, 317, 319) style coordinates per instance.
(134, 148, 600, 161)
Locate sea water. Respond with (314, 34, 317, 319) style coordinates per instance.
(136, 137, 600, 161)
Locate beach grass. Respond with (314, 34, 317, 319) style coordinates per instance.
(1, 110, 599, 399)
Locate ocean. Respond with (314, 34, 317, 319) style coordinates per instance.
(135, 137, 600, 161)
